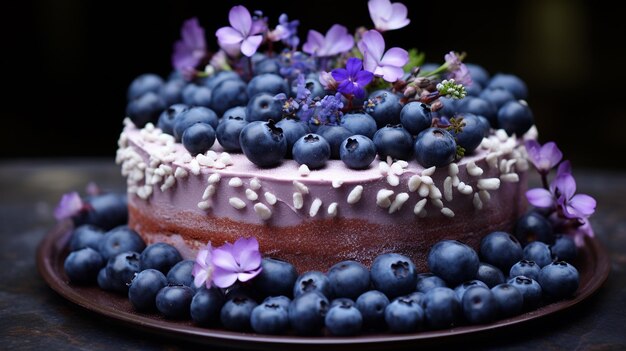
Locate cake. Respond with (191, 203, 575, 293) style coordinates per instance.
(116, 2, 537, 274)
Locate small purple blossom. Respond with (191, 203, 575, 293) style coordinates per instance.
(331, 58, 374, 99)
(444, 51, 472, 86)
(172, 18, 207, 72)
(295, 74, 311, 101)
(318, 71, 337, 91)
(278, 50, 317, 80)
(216, 5, 265, 57)
(368, 0, 410, 32)
(358, 29, 408, 82)
(54, 191, 83, 221)
(302, 24, 354, 57)
(211, 237, 263, 288)
(313, 93, 344, 125)
(269, 14, 300, 49)
(192, 243, 214, 289)
(525, 140, 563, 174)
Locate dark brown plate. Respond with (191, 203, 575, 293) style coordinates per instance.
(37, 221, 610, 350)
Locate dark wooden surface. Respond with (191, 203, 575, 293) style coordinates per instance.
(1, 159, 625, 350)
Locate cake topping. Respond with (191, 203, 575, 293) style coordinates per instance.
(264, 192, 277, 206)
(253, 203, 272, 220)
(309, 198, 323, 217)
(347, 185, 364, 205)
(229, 197, 246, 210)
(228, 177, 243, 187)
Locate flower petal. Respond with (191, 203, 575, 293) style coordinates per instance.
(539, 142, 563, 169)
(228, 5, 252, 36)
(237, 268, 262, 282)
(380, 47, 409, 67)
(526, 188, 555, 208)
(554, 174, 576, 200)
(211, 248, 239, 271)
(524, 139, 541, 165)
(355, 70, 374, 86)
(211, 267, 238, 288)
(302, 30, 324, 55)
(54, 191, 83, 221)
(216, 26, 244, 45)
(250, 19, 267, 36)
(368, 0, 392, 25)
(331, 68, 349, 83)
(240, 35, 263, 57)
(569, 194, 596, 217)
(360, 30, 385, 60)
(238, 249, 262, 271)
(379, 65, 404, 82)
(323, 25, 354, 56)
(195, 248, 209, 266)
(386, 2, 410, 30)
(556, 160, 571, 178)
(345, 57, 363, 77)
(193, 269, 208, 288)
(361, 51, 379, 73)
(232, 237, 259, 258)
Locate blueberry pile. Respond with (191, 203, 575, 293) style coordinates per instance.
(64, 198, 580, 336)
(126, 60, 533, 170)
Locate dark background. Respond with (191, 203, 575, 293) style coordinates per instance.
(4, 0, 626, 169)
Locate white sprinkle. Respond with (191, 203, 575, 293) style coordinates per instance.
(293, 180, 309, 194)
(246, 189, 259, 201)
(332, 179, 344, 188)
(467, 161, 484, 177)
(477, 178, 501, 191)
(206, 150, 218, 160)
(253, 203, 272, 220)
(480, 138, 492, 150)
(182, 154, 193, 163)
(196, 154, 214, 167)
(473, 193, 483, 210)
(145, 123, 155, 132)
(486, 152, 500, 169)
(459, 184, 473, 195)
(496, 129, 508, 142)
(154, 168, 165, 177)
(413, 198, 428, 215)
(159, 164, 173, 175)
(249, 177, 261, 190)
(457, 181, 466, 191)
(228, 177, 243, 187)
(429, 185, 442, 199)
(208, 173, 221, 184)
(422, 166, 436, 177)
(160, 175, 175, 192)
(501, 173, 520, 183)
(418, 183, 430, 197)
(408, 175, 422, 192)
(229, 197, 246, 209)
(506, 159, 517, 173)
(499, 159, 509, 173)
(441, 207, 455, 218)
(174, 167, 188, 179)
(396, 160, 409, 168)
(420, 175, 434, 186)
(376, 189, 394, 208)
(264, 192, 277, 205)
(449, 163, 459, 176)
(451, 175, 460, 187)
(389, 193, 410, 214)
(197, 201, 212, 210)
(386, 156, 393, 164)
(347, 185, 364, 204)
(378, 161, 390, 174)
(479, 190, 491, 203)
(387, 174, 400, 187)
(309, 198, 322, 217)
(293, 193, 304, 209)
(299, 164, 311, 176)
(444, 176, 453, 201)
(524, 125, 539, 140)
(219, 152, 233, 166)
(327, 202, 338, 217)
(150, 174, 162, 185)
(189, 159, 200, 175)
(431, 198, 444, 208)
(202, 185, 215, 200)
(213, 160, 226, 169)
(390, 162, 404, 175)
(158, 133, 175, 145)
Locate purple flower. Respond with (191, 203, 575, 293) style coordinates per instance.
(358, 29, 408, 82)
(313, 93, 344, 125)
(172, 18, 207, 72)
(444, 51, 472, 86)
(54, 191, 83, 221)
(278, 50, 317, 80)
(302, 24, 354, 57)
(269, 14, 300, 49)
(211, 237, 262, 288)
(368, 0, 410, 32)
(318, 71, 337, 91)
(192, 243, 214, 289)
(216, 5, 265, 57)
(331, 58, 374, 99)
(525, 140, 563, 174)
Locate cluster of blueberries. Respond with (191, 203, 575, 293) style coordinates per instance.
(125, 57, 534, 169)
(64, 192, 579, 336)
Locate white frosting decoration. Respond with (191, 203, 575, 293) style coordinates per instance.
(293, 180, 309, 194)
(245, 189, 259, 201)
(309, 198, 322, 217)
(174, 167, 188, 178)
(293, 192, 304, 209)
(477, 178, 501, 191)
(249, 177, 262, 190)
(208, 173, 221, 184)
(413, 198, 427, 215)
(441, 207, 455, 218)
(389, 192, 409, 214)
(202, 185, 215, 200)
(347, 185, 364, 204)
(254, 203, 272, 220)
(327, 202, 338, 217)
(228, 177, 243, 187)
(332, 179, 344, 188)
(197, 200, 211, 210)
(229, 197, 246, 209)
(299, 164, 311, 176)
(264, 192, 277, 205)
(376, 189, 394, 208)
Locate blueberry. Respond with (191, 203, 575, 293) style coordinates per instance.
(340, 113, 378, 139)
(126, 92, 166, 128)
(247, 73, 289, 97)
(384, 297, 425, 333)
(436, 97, 458, 118)
(293, 271, 331, 298)
(510, 260, 541, 280)
(550, 235, 577, 262)
(182, 84, 200, 105)
(538, 261, 579, 300)
(98, 225, 145, 261)
(255, 58, 282, 75)
(128, 269, 167, 312)
(414, 128, 457, 168)
(366, 91, 403, 128)
(140, 242, 182, 274)
(479, 88, 515, 110)
(182, 123, 216, 155)
(428, 240, 479, 286)
(205, 70, 241, 90)
(166, 260, 195, 288)
(456, 97, 498, 128)
(216, 111, 248, 152)
(64, 247, 105, 284)
(240, 120, 287, 167)
(127, 73, 164, 100)
(454, 280, 488, 301)
(105, 251, 141, 293)
(497, 100, 534, 136)
(69, 224, 104, 251)
(288, 291, 330, 335)
(461, 285, 497, 324)
(327, 260, 370, 300)
(190, 287, 226, 325)
(222, 105, 247, 120)
(373, 125, 413, 160)
(190, 86, 214, 107)
(465, 81, 483, 96)
(221, 296, 259, 331)
(292, 134, 331, 169)
(487, 73, 528, 100)
(515, 211, 554, 245)
(97, 267, 117, 291)
(370, 253, 417, 299)
(173, 106, 219, 142)
(400, 102, 432, 135)
(245, 93, 283, 122)
(156, 285, 194, 319)
(477, 116, 492, 136)
(452, 113, 488, 154)
(317, 125, 353, 159)
(251, 300, 290, 335)
(159, 79, 185, 106)
(157, 104, 188, 135)
(325, 303, 363, 336)
(508, 276, 542, 309)
(355, 290, 390, 329)
(210, 78, 248, 116)
(340, 135, 376, 169)
(466, 63, 490, 87)
(276, 119, 309, 158)
(523, 241, 553, 268)
(402, 291, 426, 307)
(479, 231, 523, 273)
(253, 257, 299, 298)
(415, 273, 447, 293)
(476, 262, 505, 288)
(422, 287, 461, 329)
(491, 283, 523, 318)
(75, 193, 128, 231)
